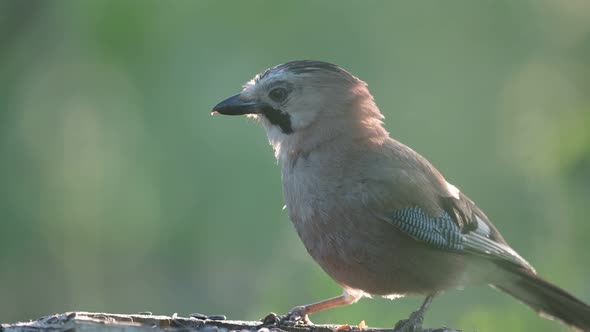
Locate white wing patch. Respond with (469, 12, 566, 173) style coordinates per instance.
(446, 181, 461, 199)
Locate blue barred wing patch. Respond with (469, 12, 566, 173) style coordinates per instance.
(391, 207, 464, 251)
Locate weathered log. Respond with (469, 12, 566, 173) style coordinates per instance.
(1, 312, 459, 332)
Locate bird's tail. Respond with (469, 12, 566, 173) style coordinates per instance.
(492, 264, 590, 331)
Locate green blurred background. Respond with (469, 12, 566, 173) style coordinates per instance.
(1, 1, 589, 331)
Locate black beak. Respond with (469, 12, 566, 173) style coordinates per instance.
(211, 93, 259, 115)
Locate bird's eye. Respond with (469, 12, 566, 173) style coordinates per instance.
(268, 87, 288, 103)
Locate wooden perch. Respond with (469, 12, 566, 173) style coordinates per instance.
(1, 312, 460, 332)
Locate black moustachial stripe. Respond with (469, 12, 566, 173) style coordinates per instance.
(259, 105, 293, 134)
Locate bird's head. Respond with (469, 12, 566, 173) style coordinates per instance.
(212, 60, 387, 160)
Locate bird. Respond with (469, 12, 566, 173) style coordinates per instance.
(211, 60, 590, 331)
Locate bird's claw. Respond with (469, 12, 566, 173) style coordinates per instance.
(394, 311, 460, 332)
(262, 306, 313, 327)
(393, 308, 425, 332)
(261, 312, 281, 325)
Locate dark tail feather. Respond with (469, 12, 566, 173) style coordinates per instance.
(492, 264, 590, 331)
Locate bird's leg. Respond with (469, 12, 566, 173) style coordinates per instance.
(394, 294, 436, 332)
(263, 290, 360, 326)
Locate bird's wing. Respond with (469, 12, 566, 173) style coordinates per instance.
(362, 140, 534, 271)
